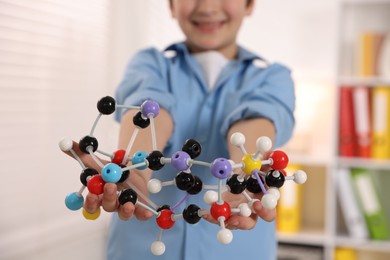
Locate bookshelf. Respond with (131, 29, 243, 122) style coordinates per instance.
(277, 1, 390, 259)
(335, 0, 390, 259)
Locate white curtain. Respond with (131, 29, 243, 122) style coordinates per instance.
(0, 1, 112, 259)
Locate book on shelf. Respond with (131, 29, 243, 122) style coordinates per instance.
(337, 168, 369, 239)
(338, 85, 390, 159)
(357, 31, 385, 77)
(352, 86, 371, 158)
(378, 32, 390, 78)
(350, 168, 389, 240)
(276, 164, 302, 233)
(372, 170, 390, 233)
(371, 86, 390, 159)
(334, 247, 357, 260)
(339, 86, 357, 157)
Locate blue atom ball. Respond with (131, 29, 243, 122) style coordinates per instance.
(101, 163, 122, 183)
(132, 151, 148, 170)
(65, 192, 84, 211)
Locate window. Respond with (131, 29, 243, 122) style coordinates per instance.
(0, 1, 111, 258)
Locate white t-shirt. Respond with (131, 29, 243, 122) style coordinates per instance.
(192, 50, 229, 91)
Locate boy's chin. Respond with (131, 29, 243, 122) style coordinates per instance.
(186, 40, 228, 53)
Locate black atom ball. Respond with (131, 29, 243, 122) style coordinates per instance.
(97, 96, 116, 115)
(80, 167, 99, 186)
(175, 172, 195, 191)
(118, 189, 137, 205)
(117, 164, 130, 183)
(182, 139, 202, 159)
(226, 174, 247, 194)
(79, 135, 98, 154)
(183, 204, 201, 224)
(187, 176, 203, 195)
(246, 175, 264, 194)
(133, 111, 150, 129)
(265, 170, 285, 188)
(157, 205, 171, 212)
(146, 150, 165, 171)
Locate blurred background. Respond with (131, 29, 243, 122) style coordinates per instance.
(1, 0, 389, 260)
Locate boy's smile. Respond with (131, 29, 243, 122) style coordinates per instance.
(192, 20, 225, 34)
(170, 0, 254, 59)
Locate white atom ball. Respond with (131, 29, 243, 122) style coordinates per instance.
(147, 179, 162, 194)
(267, 187, 280, 201)
(150, 241, 166, 256)
(58, 137, 73, 152)
(238, 203, 252, 217)
(261, 193, 277, 210)
(256, 136, 272, 153)
(230, 132, 245, 147)
(217, 229, 233, 244)
(294, 170, 307, 184)
(204, 190, 218, 205)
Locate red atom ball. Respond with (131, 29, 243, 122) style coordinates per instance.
(112, 149, 126, 165)
(156, 209, 175, 229)
(210, 201, 231, 221)
(269, 150, 289, 170)
(87, 174, 105, 195)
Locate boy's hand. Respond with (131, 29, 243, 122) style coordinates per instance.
(63, 141, 153, 221)
(222, 117, 277, 230)
(202, 191, 276, 230)
(83, 177, 154, 221)
(227, 193, 276, 230)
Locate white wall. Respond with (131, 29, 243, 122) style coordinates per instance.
(241, 0, 339, 157)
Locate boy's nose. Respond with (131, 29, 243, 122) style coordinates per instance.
(195, 0, 220, 14)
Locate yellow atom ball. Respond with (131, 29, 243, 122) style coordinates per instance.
(241, 154, 262, 175)
(82, 207, 101, 220)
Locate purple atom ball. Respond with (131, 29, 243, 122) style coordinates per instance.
(141, 100, 160, 118)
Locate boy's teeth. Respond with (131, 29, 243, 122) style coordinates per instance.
(198, 22, 220, 28)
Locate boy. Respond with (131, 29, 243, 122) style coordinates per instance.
(78, 0, 295, 259)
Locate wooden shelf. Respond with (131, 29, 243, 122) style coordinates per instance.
(338, 76, 390, 86)
(338, 157, 390, 170)
(336, 236, 390, 253)
(278, 229, 328, 246)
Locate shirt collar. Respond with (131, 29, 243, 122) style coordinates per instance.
(164, 42, 267, 63)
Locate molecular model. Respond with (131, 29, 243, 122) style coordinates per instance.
(59, 96, 307, 256)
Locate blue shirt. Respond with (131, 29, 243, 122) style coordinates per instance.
(110, 42, 295, 260)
